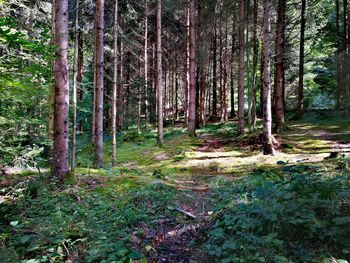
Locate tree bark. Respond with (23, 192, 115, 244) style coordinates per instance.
(335, 0, 341, 109)
(144, 0, 149, 130)
(156, 0, 164, 145)
(230, 11, 236, 118)
(48, 0, 55, 142)
(297, 0, 306, 117)
(212, 15, 218, 118)
(117, 41, 124, 132)
(262, 0, 274, 155)
(112, 0, 118, 166)
(77, 25, 84, 132)
(188, 0, 197, 136)
(52, 0, 69, 180)
(250, 0, 258, 130)
(94, 0, 104, 168)
(71, 0, 80, 173)
(274, 0, 286, 132)
(238, 0, 245, 135)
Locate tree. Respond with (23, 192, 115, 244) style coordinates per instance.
(274, 0, 286, 132)
(51, 0, 69, 180)
(249, 0, 258, 130)
(188, 0, 197, 136)
(212, 9, 218, 118)
(71, 0, 80, 174)
(48, 1, 55, 142)
(238, 0, 245, 135)
(262, 0, 274, 155)
(156, 0, 164, 145)
(144, 0, 149, 130)
(111, 0, 118, 166)
(94, 0, 104, 168)
(297, 0, 306, 117)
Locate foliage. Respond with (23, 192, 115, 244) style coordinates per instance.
(205, 166, 350, 262)
(0, 17, 53, 172)
(0, 173, 177, 262)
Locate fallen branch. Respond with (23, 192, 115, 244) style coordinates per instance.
(168, 206, 196, 219)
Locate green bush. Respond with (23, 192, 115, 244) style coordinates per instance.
(205, 168, 350, 262)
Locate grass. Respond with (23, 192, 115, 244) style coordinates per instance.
(1, 111, 350, 262)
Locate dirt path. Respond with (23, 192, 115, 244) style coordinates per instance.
(133, 123, 350, 262)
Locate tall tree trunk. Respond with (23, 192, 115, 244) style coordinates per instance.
(250, 0, 258, 129)
(219, 4, 223, 122)
(117, 41, 124, 132)
(92, 52, 96, 144)
(144, 0, 149, 130)
(238, 0, 245, 135)
(343, 0, 350, 113)
(220, 10, 228, 123)
(112, 0, 118, 166)
(297, 0, 306, 117)
(274, 0, 286, 132)
(262, 0, 274, 155)
(94, 0, 104, 168)
(48, 1, 55, 142)
(77, 25, 84, 132)
(175, 60, 179, 120)
(230, 11, 236, 118)
(52, 0, 69, 180)
(212, 17, 218, 118)
(200, 68, 206, 127)
(335, 0, 341, 109)
(156, 0, 164, 145)
(71, 0, 80, 174)
(185, 6, 190, 125)
(188, 0, 197, 136)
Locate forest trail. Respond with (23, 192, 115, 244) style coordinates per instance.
(132, 119, 350, 262)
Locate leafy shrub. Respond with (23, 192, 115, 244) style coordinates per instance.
(205, 168, 350, 262)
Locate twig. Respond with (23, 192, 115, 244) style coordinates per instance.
(171, 207, 196, 219)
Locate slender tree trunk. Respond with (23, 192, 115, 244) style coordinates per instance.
(71, 0, 80, 173)
(188, 0, 197, 136)
(250, 0, 258, 129)
(138, 55, 142, 133)
(94, 0, 104, 168)
(185, 6, 190, 125)
(117, 41, 124, 132)
(297, 0, 306, 116)
(230, 12, 236, 118)
(274, 0, 286, 132)
(336, 0, 341, 109)
(220, 10, 228, 123)
(238, 0, 245, 135)
(259, 47, 264, 117)
(156, 0, 164, 145)
(212, 17, 218, 118)
(48, 1, 55, 142)
(144, 0, 149, 130)
(219, 5, 224, 122)
(343, 0, 350, 113)
(200, 68, 206, 127)
(92, 52, 96, 144)
(262, 0, 274, 155)
(77, 25, 84, 132)
(52, 0, 69, 180)
(112, 0, 118, 166)
(175, 60, 179, 120)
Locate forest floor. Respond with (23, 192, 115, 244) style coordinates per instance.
(1, 110, 350, 262)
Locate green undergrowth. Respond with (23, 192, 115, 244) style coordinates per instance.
(0, 172, 178, 262)
(2, 113, 350, 262)
(204, 160, 350, 263)
(77, 127, 200, 172)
